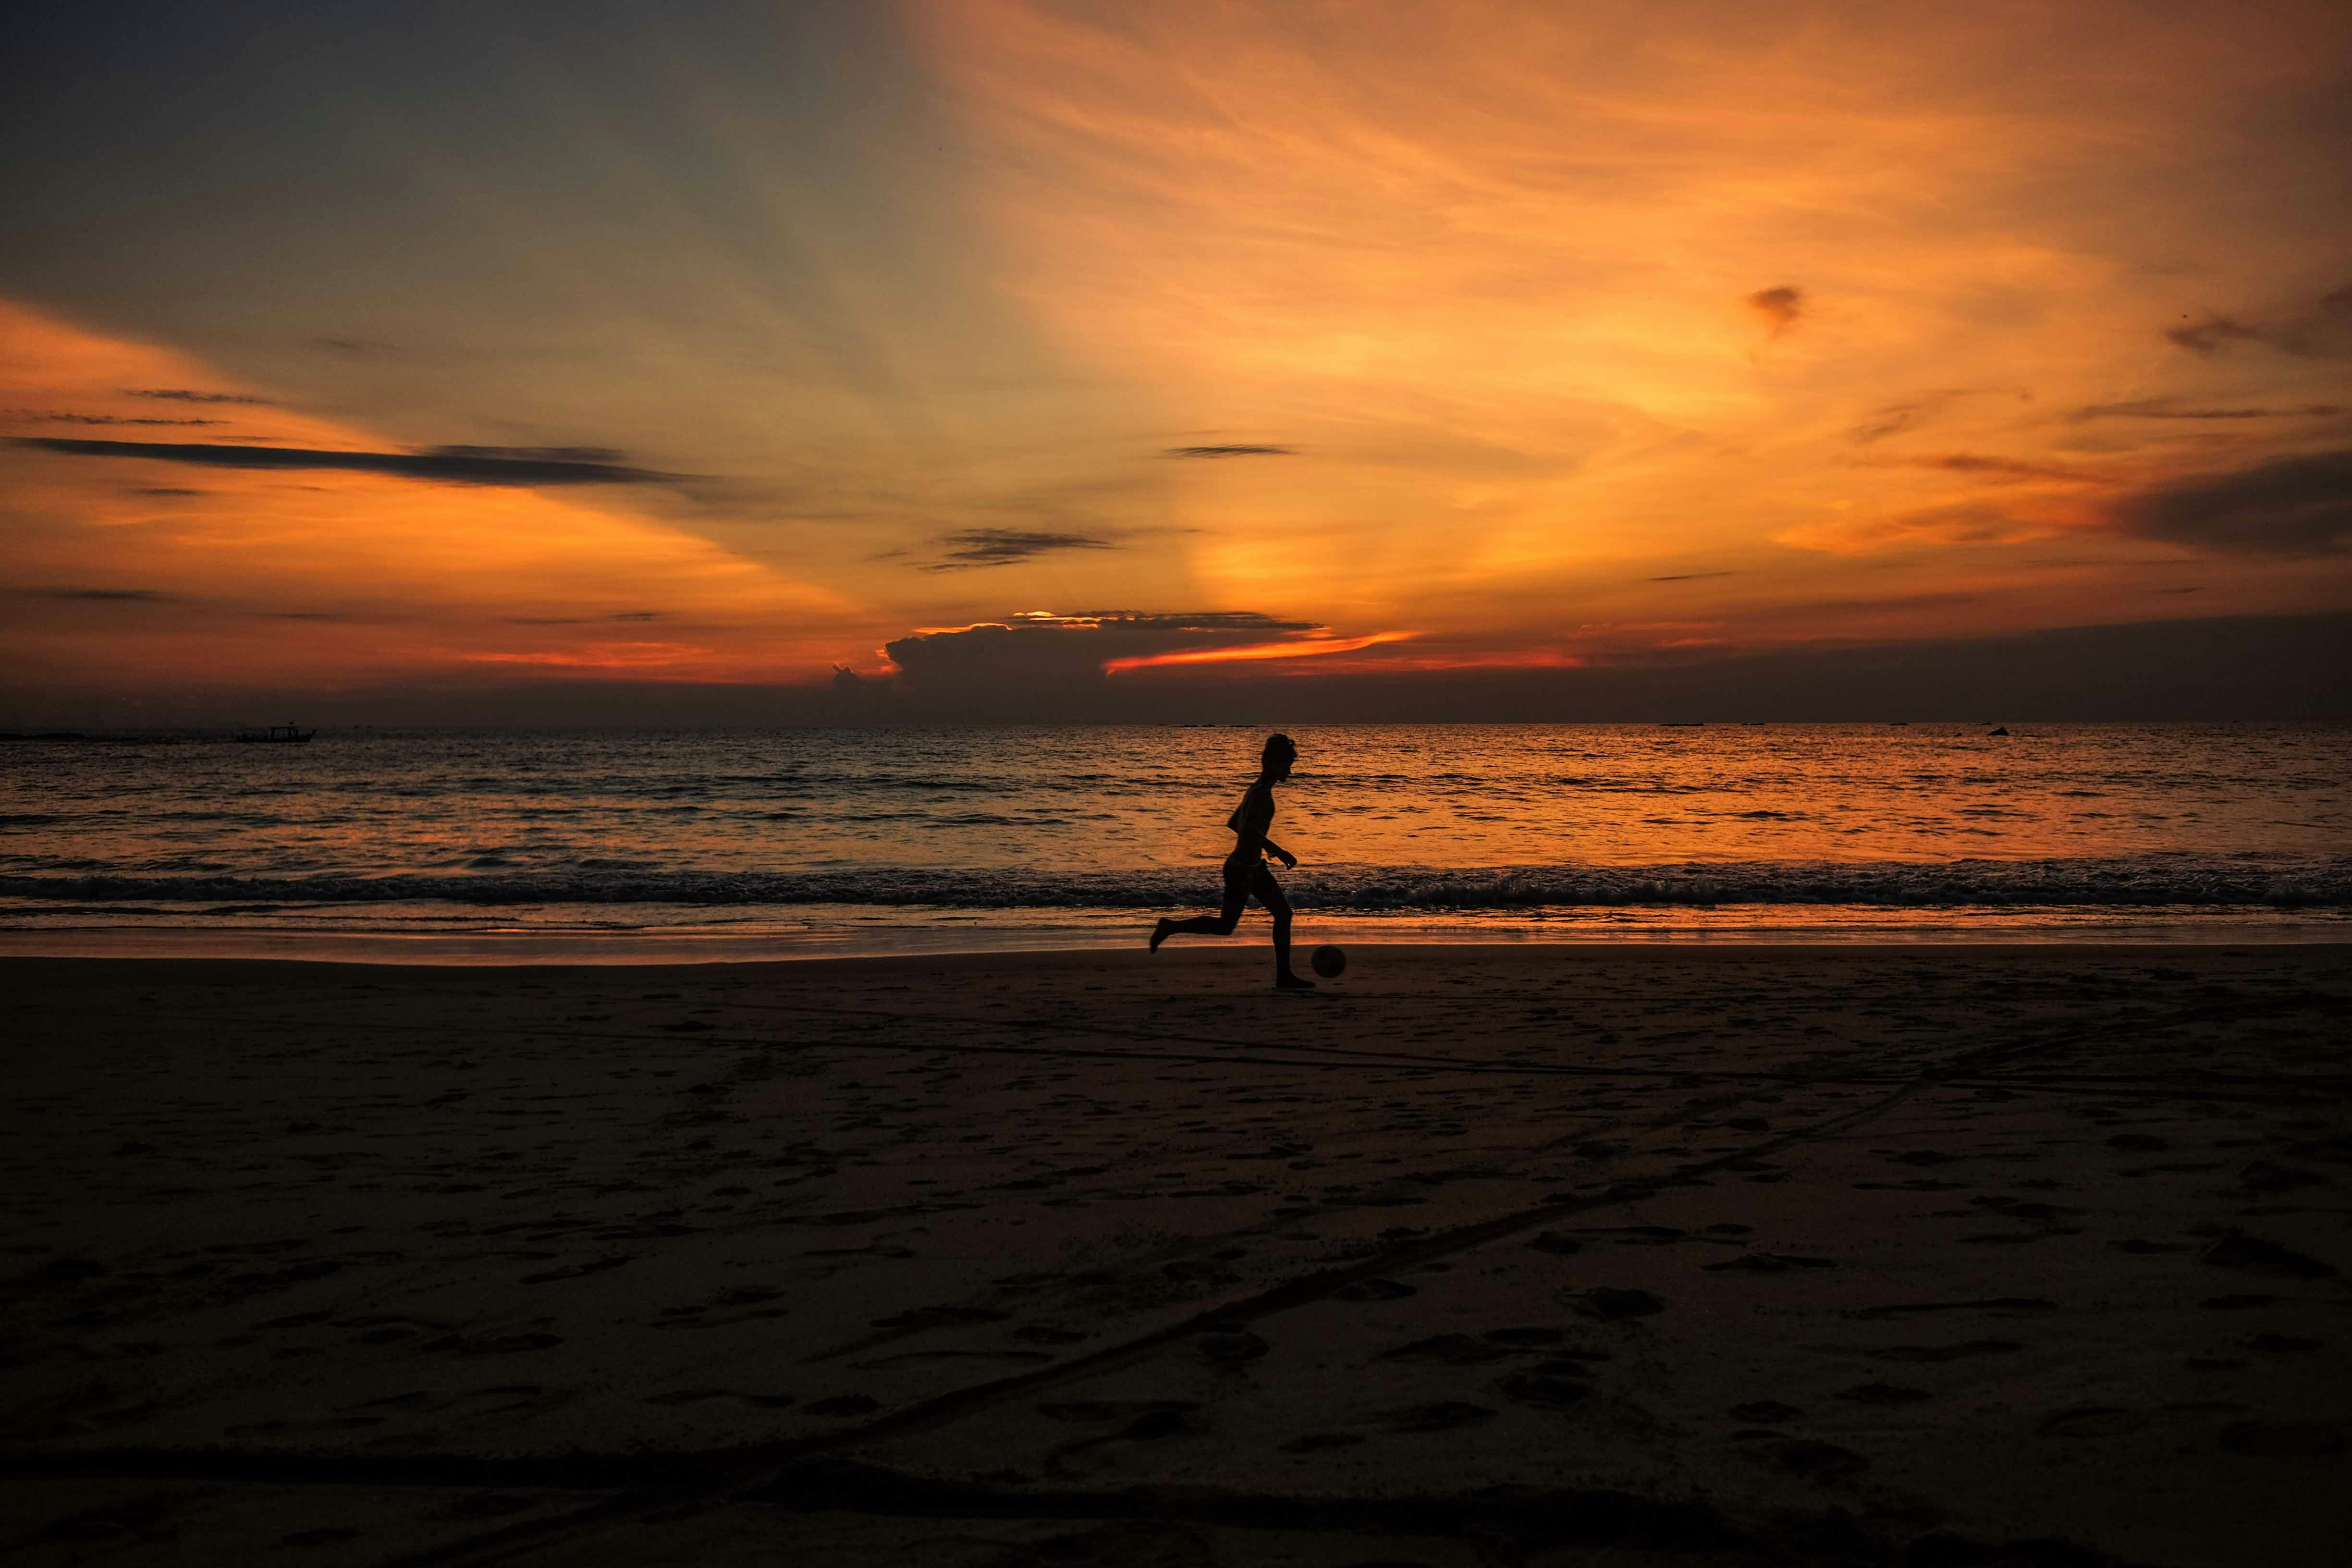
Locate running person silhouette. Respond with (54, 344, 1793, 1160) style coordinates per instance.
(1151, 733, 1314, 989)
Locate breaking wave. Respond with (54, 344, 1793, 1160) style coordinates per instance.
(6, 857, 2347, 911)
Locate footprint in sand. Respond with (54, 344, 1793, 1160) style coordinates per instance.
(1862, 1340, 2021, 1364)
(2232, 1161, 2328, 1196)
(1333, 1278, 1418, 1301)
(1482, 1327, 1566, 1348)
(1731, 1400, 1803, 1423)
(282, 1528, 360, 1547)
(227, 1416, 386, 1436)
(1837, 1383, 1932, 1406)
(1041, 1407, 1197, 1469)
(1703, 1252, 1836, 1274)
(1379, 1334, 1513, 1366)
(2201, 1234, 2335, 1280)
(445, 1495, 537, 1519)
(517, 1256, 631, 1285)
(1500, 1372, 1590, 1409)
(870, 1305, 1011, 1329)
(1568, 1286, 1664, 1320)
(1038, 1400, 1199, 1424)
(1759, 1438, 1868, 1478)
(423, 1332, 563, 1355)
(2219, 1420, 2344, 1457)
(1199, 1331, 1269, 1365)
(1852, 1298, 2054, 1320)
(805, 1394, 881, 1417)
(643, 1390, 796, 1409)
(1279, 1432, 1365, 1453)
(1379, 1401, 1496, 1433)
(1594, 1225, 1690, 1247)
(853, 1349, 1054, 1370)
(2037, 1406, 2147, 1438)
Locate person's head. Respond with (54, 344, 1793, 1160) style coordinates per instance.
(1261, 732, 1297, 782)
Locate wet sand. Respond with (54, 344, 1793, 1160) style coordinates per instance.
(2, 944, 2347, 1567)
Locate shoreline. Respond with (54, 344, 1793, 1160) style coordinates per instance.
(3, 908, 2346, 966)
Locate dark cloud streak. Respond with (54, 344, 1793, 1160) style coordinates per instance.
(917, 528, 1116, 570)
(2112, 448, 2352, 557)
(12, 412, 225, 427)
(2163, 284, 2352, 358)
(1165, 444, 1293, 458)
(31, 587, 172, 602)
(8, 437, 677, 486)
(125, 389, 274, 405)
(1893, 453, 2098, 483)
(2073, 398, 2343, 421)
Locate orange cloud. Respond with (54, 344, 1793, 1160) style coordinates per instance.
(0, 300, 856, 692)
(900, 0, 2352, 657)
(1103, 630, 1412, 674)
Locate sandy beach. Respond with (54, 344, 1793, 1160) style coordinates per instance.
(3, 943, 2347, 1566)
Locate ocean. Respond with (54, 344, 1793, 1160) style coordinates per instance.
(2, 723, 2346, 959)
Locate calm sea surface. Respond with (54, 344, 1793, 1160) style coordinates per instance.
(2, 724, 2346, 956)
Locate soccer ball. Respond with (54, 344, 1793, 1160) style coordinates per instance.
(1310, 944, 1347, 979)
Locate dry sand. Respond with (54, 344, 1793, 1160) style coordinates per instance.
(1, 943, 2347, 1567)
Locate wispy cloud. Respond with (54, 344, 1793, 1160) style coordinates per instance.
(11, 411, 225, 427)
(125, 388, 274, 405)
(1899, 453, 2103, 484)
(2071, 397, 2343, 421)
(32, 587, 173, 602)
(10, 437, 678, 487)
(2163, 283, 2352, 359)
(1165, 444, 1294, 458)
(1778, 502, 2054, 555)
(917, 528, 1116, 570)
(1846, 390, 1985, 444)
(505, 611, 666, 625)
(2111, 449, 2352, 556)
(2164, 315, 2265, 356)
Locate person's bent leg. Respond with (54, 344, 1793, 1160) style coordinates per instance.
(1261, 876, 1313, 989)
(1152, 874, 1248, 949)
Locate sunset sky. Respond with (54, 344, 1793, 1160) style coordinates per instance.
(4, 0, 2348, 723)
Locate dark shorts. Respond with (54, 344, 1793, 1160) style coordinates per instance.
(1223, 856, 1281, 906)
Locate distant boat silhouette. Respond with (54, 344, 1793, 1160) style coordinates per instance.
(236, 723, 314, 743)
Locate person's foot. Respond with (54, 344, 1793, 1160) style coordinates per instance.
(1275, 971, 1316, 990)
(1150, 918, 1174, 953)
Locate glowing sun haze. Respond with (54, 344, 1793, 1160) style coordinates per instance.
(2, 0, 2346, 720)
